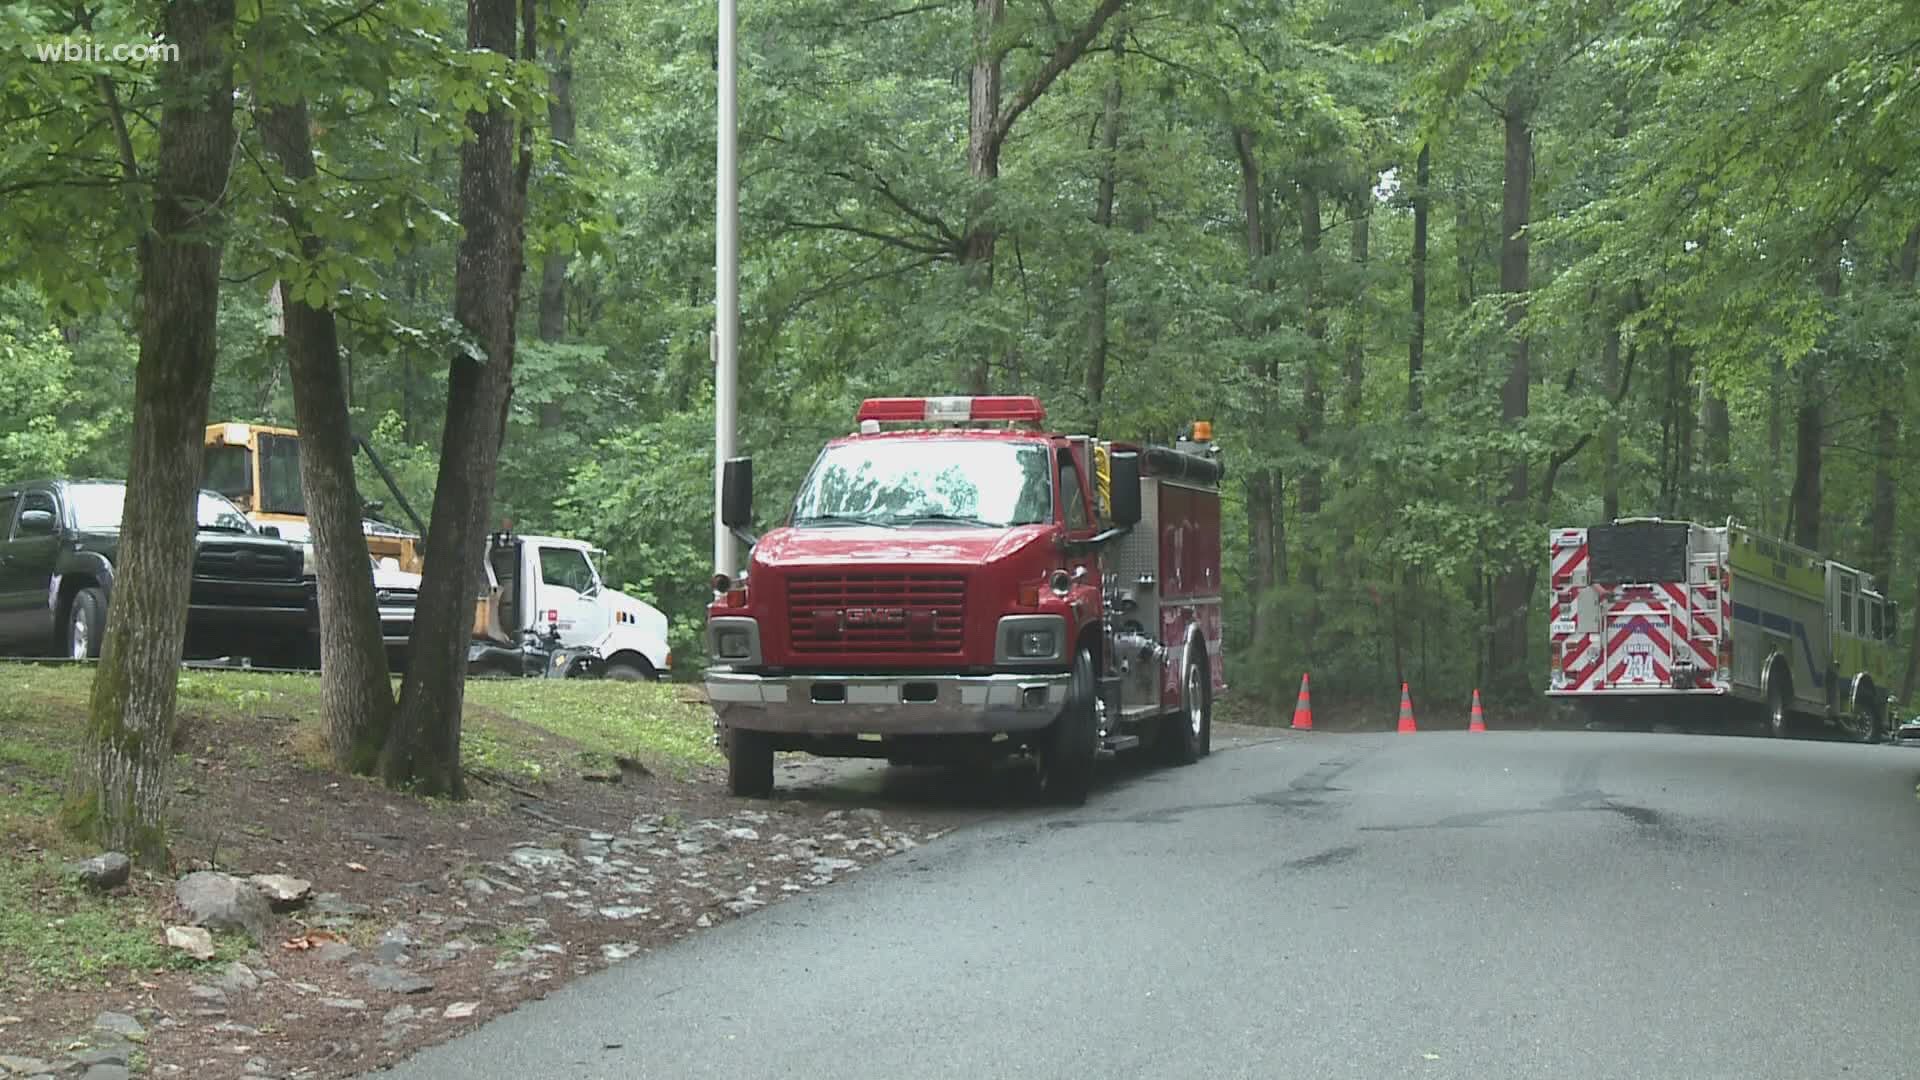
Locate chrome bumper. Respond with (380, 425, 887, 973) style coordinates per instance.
(705, 671, 1071, 735)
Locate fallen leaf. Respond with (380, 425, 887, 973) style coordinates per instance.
(346, 862, 369, 872)
(282, 929, 346, 951)
(1423, 1053, 1441, 1061)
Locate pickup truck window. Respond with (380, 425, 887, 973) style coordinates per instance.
(791, 439, 1052, 528)
(0, 494, 18, 538)
(66, 483, 259, 533)
(540, 547, 597, 594)
(17, 491, 56, 535)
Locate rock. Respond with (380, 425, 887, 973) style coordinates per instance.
(310, 892, 369, 918)
(566, 837, 611, 860)
(598, 906, 649, 920)
(725, 827, 760, 841)
(353, 965, 435, 995)
(674, 841, 706, 856)
(811, 857, 857, 874)
(320, 998, 366, 1011)
(213, 1022, 260, 1036)
(70, 1043, 130, 1068)
(461, 878, 494, 900)
(444, 1001, 480, 1020)
(695, 914, 713, 928)
(65, 853, 131, 891)
(175, 872, 273, 942)
(165, 925, 215, 960)
(247, 875, 312, 911)
(822, 809, 845, 822)
(0, 1057, 54, 1076)
(382, 1005, 418, 1026)
(217, 962, 261, 994)
(313, 942, 358, 964)
(849, 808, 884, 823)
(374, 940, 410, 965)
(92, 1012, 146, 1042)
(189, 984, 228, 1007)
(601, 943, 638, 961)
(507, 848, 570, 873)
(243, 1058, 271, 1075)
(80, 1066, 130, 1080)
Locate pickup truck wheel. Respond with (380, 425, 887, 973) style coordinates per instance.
(65, 588, 105, 660)
(725, 728, 774, 798)
(1038, 646, 1098, 806)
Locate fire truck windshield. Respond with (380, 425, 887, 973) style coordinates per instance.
(790, 439, 1052, 528)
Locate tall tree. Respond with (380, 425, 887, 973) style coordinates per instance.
(382, 0, 536, 796)
(64, 0, 238, 860)
(1085, 30, 1124, 428)
(1489, 84, 1534, 695)
(258, 98, 397, 774)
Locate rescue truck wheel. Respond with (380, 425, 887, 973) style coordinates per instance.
(1038, 646, 1098, 805)
(1765, 665, 1794, 739)
(725, 727, 775, 798)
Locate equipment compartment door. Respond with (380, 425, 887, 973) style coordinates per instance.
(1603, 593, 1672, 689)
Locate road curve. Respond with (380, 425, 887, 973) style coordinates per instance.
(372, 730, 1920, 1080)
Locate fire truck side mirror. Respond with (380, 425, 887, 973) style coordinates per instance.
(721, 457, 754, 528)
(1109, 452, 1141, 528)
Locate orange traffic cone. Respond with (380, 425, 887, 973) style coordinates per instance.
(1292, 673, 1313, 730)
(1469, 689, 1487, 732)
(1397, 683, 1418, 733)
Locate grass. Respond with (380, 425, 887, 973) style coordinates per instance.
(0, 659, 723, 985)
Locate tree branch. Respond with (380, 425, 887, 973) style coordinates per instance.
(774, 219, 955, 257)
(990, 0, 1127, 149)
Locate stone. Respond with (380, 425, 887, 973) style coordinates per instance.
(70, 1044, 130, 1068)
(79, 1067, 130, 1080)
(849, 808, 884, 823)
(247, 875, 312, 911)
(175, 872, 274, 942)
(92, 1012, 146, 1042)
(725, 827, 760, 841)
(461, 878, 494, 900)
(189, 984, 228, 1007)
(566, 838, 611, 861)
(354, 965, 434, 995)
(320, 998, 366, 1011)
(310, 893, 369, 918)
(508, 848, 571, 873)
(0, 1057, 54, 1076)
(443, 1002, 479, 1020)
(165, 925, 216, 960)
(601, 943, 638, 961)
(213, 1022, 261, 1036)
(243, 1058, 271, 1075)
(597, 906, 649, 920)
(313, 942, 357, 964)
(218, 962, 261, 994)
(674, 841, 706, 856)
(382, 1005, 418, 1026)
(65, 853, 130, 891)
(374, 940, 410, 965)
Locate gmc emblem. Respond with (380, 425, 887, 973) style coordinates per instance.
(842, 607, 906, 627)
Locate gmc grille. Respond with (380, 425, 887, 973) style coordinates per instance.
(194, 544, 299, 581)
(786, 573, 967, 654)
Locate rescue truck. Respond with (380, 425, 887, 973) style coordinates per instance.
(1546, 517, 1900, 740)
(704, 395, 1226, 804)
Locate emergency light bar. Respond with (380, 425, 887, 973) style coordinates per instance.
(856, 396, 1046, 425)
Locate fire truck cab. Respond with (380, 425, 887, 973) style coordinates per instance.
(704, 395, 1226, 804)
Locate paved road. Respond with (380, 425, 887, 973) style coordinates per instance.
(376, 730, 1920, 1079)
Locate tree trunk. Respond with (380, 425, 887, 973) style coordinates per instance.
(1489, 90, 1534, 697)
(1345, 193, 1368, 420)
(1233, 126, 1282, 655)
(259, 100, 397, 774)
(1408, 142, 1429, 415)
(960, 0, 1006, 395)
(1766, 356, 1784, 533)
(381, 0, 530, 797)
(535, 0, 585, 430)
(1454, 169, 1474, 308)
(1875, 226, 1918, 581)
(1296, 184, 1324, 628)
(1790, 365, 1822, 551)
(1702, 390, 1730, 519)
(64, 0, 237, 863)
(1085, 48, 1122, 431)
(1601, 318, 1622, 522)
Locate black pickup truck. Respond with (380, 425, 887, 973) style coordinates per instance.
(0, 479, 311, 663)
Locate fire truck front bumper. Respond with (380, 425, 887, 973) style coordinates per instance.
(704, 671, 1071, 735)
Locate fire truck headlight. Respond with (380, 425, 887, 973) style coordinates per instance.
(1018, 630, 1056, 658)
(997, 615, 1066, 665)
(708, 617, 761, 664)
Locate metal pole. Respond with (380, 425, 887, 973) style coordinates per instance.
(714, 0, 739, 580)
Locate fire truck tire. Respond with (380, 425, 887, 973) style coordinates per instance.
(1160, 648, 1210, 765)
(726, 728, 775, 797)
(1038, 646, 1099, 805)
(1849, 679, 1883, 744)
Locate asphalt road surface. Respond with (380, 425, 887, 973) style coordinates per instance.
(375, 729, 1920, 1079)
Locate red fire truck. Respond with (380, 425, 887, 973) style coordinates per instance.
(704, 395, 1226, 804)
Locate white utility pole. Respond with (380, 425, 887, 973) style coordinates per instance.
(714, 0, 740, 581)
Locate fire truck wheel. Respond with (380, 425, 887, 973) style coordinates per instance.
(1038, 646, 1098, 805)
(726, 728, 775, 798)
(1849, 680, 1883, 744)
(1160, 649, 1210, 765)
